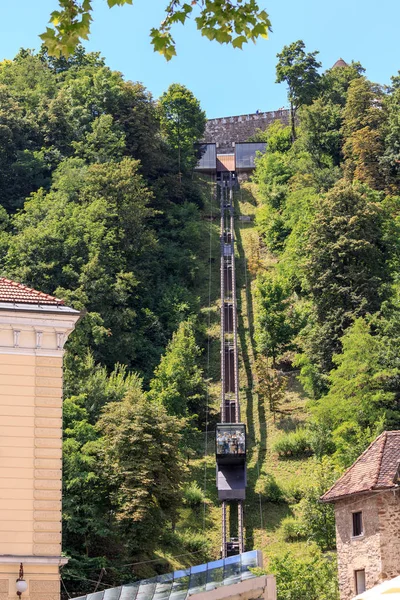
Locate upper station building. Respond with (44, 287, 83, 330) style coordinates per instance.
(197, 59, 349, 178)
(0, 278, 80, 600)
(195, 108, 290, 178)
(321, 431, 400, 600)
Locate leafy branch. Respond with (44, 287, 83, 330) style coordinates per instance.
(40, 0, 271, 60)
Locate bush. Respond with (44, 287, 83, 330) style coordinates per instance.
(270, 547, 339, 600)
(281, 516, 306, 542)
(273, 428, 313, 458)
(282, 479, 306, 503)
(183, 481, 205, 508)
(255, 473, 284, 502)
(178, 530, 211, 555)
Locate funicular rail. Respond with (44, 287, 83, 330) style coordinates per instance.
(218, 177, 246, 559)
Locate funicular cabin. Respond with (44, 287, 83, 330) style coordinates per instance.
(216, 424, 246, 461)
(216, 424, 247, 501)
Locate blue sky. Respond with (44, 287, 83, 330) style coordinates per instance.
(1, 0, 399, 118)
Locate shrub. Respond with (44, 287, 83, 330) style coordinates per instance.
(183, 481, 205, 508)
(282, 479, 306, 503)
(270, 547, 339, 600)
(273, 428, 312, 458)
(255, 473, 284, 502)
(281, 516, 306, 542)
(178, 530, 211, 555)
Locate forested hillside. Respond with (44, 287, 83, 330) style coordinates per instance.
(0, 47, 213, 597)
(245, 43, 400, 597)
(3, 39, 400, 600)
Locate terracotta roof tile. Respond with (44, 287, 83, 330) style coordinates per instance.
(0, 278, 64, 305)
(321, 431, 400, 502)
(332, 58, 348, 69)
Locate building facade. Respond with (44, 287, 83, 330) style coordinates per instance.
(0, 278, 80, 600)
(321, 431, 400, 600)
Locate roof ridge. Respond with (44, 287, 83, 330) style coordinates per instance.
(373, 431, 388, 488)
(320, 431, 388, 502)
(0, 277, 65, 305)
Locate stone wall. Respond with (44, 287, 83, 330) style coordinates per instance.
(204, 110, 290, 153)
(377, 489, 400, 580)
(334, 494, 382, 600)
(334, 490, 400, 600)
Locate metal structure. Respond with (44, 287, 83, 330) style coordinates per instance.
(216, 176, 246, 559)
(235, 142, 267, 171)
(195, 143, 217, 171)
(71, 551, 263, 600)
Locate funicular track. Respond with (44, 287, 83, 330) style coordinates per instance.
(217, 177, 246, 559)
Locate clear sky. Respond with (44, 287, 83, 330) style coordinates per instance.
(1, 0, 399, 119)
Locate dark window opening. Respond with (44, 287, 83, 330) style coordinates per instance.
(355, 569, 366, 594)
(352, 511, 363, 537)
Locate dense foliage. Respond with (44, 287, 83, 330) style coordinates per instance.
(0, 46, 210, 596)
(251, 44, 400, 599)
(254, 43, 400, 463)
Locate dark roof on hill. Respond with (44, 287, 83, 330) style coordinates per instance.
(332, 58, 348, 68)
(0, 277, 64, 305)
(321, 431, 400, 502)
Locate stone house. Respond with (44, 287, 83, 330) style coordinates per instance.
(321, 431, 400, 600)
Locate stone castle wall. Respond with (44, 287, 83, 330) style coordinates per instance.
(204, 109, 290, 153)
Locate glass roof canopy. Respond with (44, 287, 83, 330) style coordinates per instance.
(72, 550, 262, 600)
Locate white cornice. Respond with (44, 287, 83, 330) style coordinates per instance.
(0, 555, 68, 566)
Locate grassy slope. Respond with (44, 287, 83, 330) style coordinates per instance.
(233, 181, 315, 565)
(147, 176, 316, 579)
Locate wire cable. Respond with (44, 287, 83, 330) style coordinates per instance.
(203, 171, 215, 532)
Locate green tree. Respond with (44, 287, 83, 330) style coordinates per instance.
(276, 40, 322, 141)
(255, 356, 286, 421)
(4, 157, 155, 370)
(320, 61, 364, 107)
(148, 319, 206, 421)
(299, 458, 338, 550)
(298, 99, 342, 166)
(382, 74, 400, 192)
(40, 0, 271, 61)
(255, 272, 301, 363)
(305, 180, 392, 370)
(313, 318, 396, 459)
(341, 77, 386, 188)
(72, 114, 126, 163)
(270, 547, 339, 600)
(159, 84, 206, 176)
(98, 386, 187, 553)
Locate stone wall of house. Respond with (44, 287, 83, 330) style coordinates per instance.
(334, 494, 382, 600)
(377, 489, 400, 580)
(204, 109, 290, 153)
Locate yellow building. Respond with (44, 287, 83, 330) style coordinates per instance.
(0, 278, 80, 600)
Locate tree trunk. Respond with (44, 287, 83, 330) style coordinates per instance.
(290, 102, 296, 142)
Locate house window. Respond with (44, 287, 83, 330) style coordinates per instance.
(355, 569, 366, 594)
(352, 511, 363, 537)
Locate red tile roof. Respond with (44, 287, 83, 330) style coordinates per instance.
(332, 58, 348, 69)
(321, 431, 400, 503)
(0, 278, 64, 305)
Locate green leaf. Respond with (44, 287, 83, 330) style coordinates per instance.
(232, 35, 247, 49)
